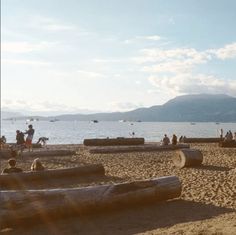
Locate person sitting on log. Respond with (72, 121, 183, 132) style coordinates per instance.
(0, 135, 7, 149)
(162, 134, 170, 145)
(31, 158, 45, 171)
(1, 159, 23, 174)
(36, 137, 49, 146)
(172, 134, 177, 145)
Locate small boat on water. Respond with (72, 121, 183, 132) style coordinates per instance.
(50, 119, 59, 122)
(215, 122, 220, 125)
(190, 122, 196, 125)
(91, 120, 99, 123)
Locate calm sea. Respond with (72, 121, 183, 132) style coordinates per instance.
(1, 120, 236, 144)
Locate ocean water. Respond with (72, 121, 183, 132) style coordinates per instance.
(1, 120, 236, 144)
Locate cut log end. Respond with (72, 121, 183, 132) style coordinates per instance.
(173, 149, 203, 168)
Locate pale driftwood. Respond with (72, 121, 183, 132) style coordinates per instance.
(0, 164, 105, 188)
(173, 149, 203, 168)
(183, 138, 221, 143)
(0, 149, 76, 159)
(83, 137, 145, 146)
(0, 176, 181, 228)
(89, 144, 190, 154)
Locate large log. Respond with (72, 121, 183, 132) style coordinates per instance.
(219, 140, 236, 148)
(183, 138, 221, 143)
(89, 144, 190, 154)
(7, 143, 42, 148)
(173, 149, 203, 168)
(0, 164, 105, 188)
(83, 137, 145, 146)
(0, 149, 76, 159)
(0, 176, 181, 228)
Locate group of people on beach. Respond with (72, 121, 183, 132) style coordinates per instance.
(223, 129, 236, 142)
(161, 134, 178, 145)
(1, 158, 45, 174)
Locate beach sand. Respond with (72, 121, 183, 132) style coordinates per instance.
(0, 143, 235, 235)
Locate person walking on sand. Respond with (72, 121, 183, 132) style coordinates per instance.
(24, 124, 35, 152)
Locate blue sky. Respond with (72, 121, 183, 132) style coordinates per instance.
(1, 0, 236, 115)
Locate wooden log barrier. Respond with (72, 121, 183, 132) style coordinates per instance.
(219, 140, 236, 148)
(183, 138, 221, 143)
(83, 137, 145, 146)
(173, 149, 203, 168)
(0, 149, 76, 159)
(0, 164, 105, 188)
(7, 143, 42, 148)
(0, 176, 181, 228)
(89, 144, 190, 154)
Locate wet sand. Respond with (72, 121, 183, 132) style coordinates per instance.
(0, 143, 235, 235)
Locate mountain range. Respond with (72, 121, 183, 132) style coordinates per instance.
(2, 94, 236, 122)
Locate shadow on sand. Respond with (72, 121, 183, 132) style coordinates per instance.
(1, 199, 234, 235)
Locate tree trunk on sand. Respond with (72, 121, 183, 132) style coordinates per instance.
(83, 138, 145, 146)
(89, 144, 190, 154)
(0, 176, 181, 228)
(0, 164, 105, 188)
(183, 138, 221, 143)
(172, 149, 203, 168)
(0, 150, 76, 159)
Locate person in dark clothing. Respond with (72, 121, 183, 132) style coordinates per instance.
(1, 159, 23, 174)
(16, 130, 25, 145)
(172, 134, 177, 145)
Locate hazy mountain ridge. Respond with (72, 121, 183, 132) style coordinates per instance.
(2, 94, 236, 122)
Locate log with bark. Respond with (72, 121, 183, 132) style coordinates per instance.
(172, 149, 203, 168)
(0, 164, 105, 188)
(0, 149, 76, 159)
(0, 176, 181, 228)
(219, 140, 236, 148)
(183, 138, 221, 143)
(89, 144, 190, 154)
(83, 137, 145, 146)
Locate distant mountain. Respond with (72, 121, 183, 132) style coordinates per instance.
(49, 94, 236, 122)
(3, 94, 236, 122)
(1, 111, 23, 119)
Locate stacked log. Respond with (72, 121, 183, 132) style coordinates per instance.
(0, 149, 76, 159)
(0, 176, 181, 228)
(89, 144, 190, 154)
(0, 164, 105, 188)
(183, 138, 221, 143)
(173, 149, 203, 168)
(83, 137, 145, 146)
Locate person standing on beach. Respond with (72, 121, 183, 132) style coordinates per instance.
(24, 124, 35, 152)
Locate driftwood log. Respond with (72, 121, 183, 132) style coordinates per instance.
(173, 149, 203, 168)
(219, 140, 236, 148)
(89, 144, 190, 154)
(0, 149, 76, 159)
(0, 164, 105, 188)
(0, 176, 181, 228)
(7, 143, 42, 148)
(183, 138, 221, 143)
(83, 137, 145, 146)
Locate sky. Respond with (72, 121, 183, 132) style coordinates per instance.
(1, 0, 236, 115)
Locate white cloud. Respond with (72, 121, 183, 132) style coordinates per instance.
(136, 42, 236, 98)
(77, 70, 105, 79)
(208, 42, 236, 60)
(149, 74, 236, 97)
(124, 35, 161, 44)
(1, 41, 54, 53)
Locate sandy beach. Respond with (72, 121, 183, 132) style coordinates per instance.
(0, 143, 235, 235)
